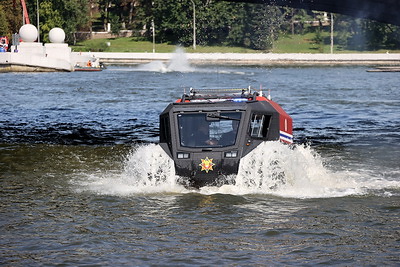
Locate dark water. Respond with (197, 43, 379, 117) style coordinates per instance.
(1, 62, 400, 265)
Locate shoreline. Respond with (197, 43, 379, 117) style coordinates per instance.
(91, 52, 400, 66)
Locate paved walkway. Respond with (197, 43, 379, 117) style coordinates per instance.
(89, 52, 400, 66)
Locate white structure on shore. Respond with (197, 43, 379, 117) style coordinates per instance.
(0, 24, 100, 72)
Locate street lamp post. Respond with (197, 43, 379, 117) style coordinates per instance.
(152, 19, 155, 53)
(37, 0, 40, 42)
(190, 0, 196, 50)
(330, 13, 334, 54)
(151, 2, 155, 53)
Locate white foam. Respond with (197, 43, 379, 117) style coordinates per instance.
(73, 142, 400, 198)
(231, 142, 363, 198)
(132, 47, 251, 74)
(166, 47, 195, 72)
(73, 144, 188, 196)
(135, 47, 194, 73)
(136, 61, 170, 73)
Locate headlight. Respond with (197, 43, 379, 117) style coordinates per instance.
(177, 152, 190, 159)
(224, 151, 238, 158)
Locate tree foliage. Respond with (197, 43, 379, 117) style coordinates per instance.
(137, 0, 284, 50)
(74, 0, 400, 50)
(248, 5, 283, 50)
(0, 5, 9, 36)
(38, 1, 63, 42)
(1, 0, 399, 50)
(0, 0, 22, 38)
(334, 15, 400, 51)
(24, 0, 89, 44)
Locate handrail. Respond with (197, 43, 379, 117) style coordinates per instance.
(178, 86, 264, 102)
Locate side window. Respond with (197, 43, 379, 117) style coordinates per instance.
(160, 115, 171, 145)
(250, 114, 271, 138)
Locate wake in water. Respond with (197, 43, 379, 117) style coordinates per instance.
(132, 47, 251, 75)
(233, 142, 360, 198)
(73, 142, 400, 198)
(136, 48, 194, 73)
(73, 144, 187, 195)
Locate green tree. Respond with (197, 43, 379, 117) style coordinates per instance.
(280, 8, 313, 35)
(0, 0, 22, 36)
(104, 0, 122, 30)
(223, 4, 248, 46)
(385, 25, 400, 49)
(113, 0, 138, 29)
(195, 1, 243, 47)
(54, 0, 89, 43)
(248, 4, 283, 50)
(334, 15, 400, 51)
(151, 0, 192, 45)
(96, 0, 400, 51)
(27, 0, 89, 44)
(39, 0, 63, 43)
(364, 20, 400, 50)
(144, 0, 283, 50)
(0, 5, 9, 36)
(109, 13, 122, 35)
(335, 14, 352, 50)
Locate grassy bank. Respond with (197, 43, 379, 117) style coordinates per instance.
(71, 33, 400, 53)
(71, 37, 256, 53)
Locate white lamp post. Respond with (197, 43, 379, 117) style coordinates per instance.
(330, 13, 334, 54)
(152, 19, 155, 53)
(190, 0, 196, 50)
(37, 0, 40, 42)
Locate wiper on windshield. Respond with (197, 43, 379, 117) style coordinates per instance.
(207, 113, 240, 121)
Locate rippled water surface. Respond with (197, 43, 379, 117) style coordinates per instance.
(1, 61, 399, 265)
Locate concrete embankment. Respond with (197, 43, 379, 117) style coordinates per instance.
(92, 52, 400, 66)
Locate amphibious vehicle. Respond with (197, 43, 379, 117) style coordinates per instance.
(159, 87, 293, 188)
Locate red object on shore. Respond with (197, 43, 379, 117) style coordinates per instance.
(20, 0, 31, 24)
(0, 36, 9, 51)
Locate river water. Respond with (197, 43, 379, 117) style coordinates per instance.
(1, 59, 400, 265)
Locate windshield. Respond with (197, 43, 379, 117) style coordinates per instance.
(178, 112, 242, 148)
